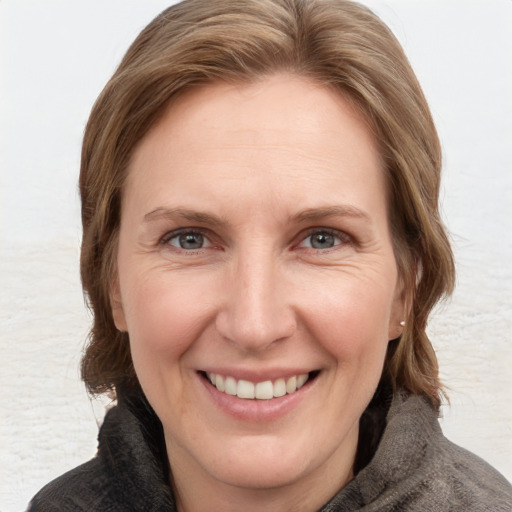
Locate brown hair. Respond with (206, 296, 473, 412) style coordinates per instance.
(80, 0, 455, 407)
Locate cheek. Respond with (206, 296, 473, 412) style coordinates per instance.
(121, 270, 220, 413)
(121, 268, 219, 359)
(299, 271, 394, 365)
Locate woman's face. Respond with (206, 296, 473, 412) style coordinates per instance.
(112, 74, 405, 500)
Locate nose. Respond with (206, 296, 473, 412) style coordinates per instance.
(215, 250, 297, 352)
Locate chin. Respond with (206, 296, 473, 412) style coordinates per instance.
(186, 422, 354, 492)
(204, 443, 313, 490)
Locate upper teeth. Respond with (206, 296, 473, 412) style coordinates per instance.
(207, 373, 309, 400)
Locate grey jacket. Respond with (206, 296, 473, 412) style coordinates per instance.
(28, 391, 512, 511)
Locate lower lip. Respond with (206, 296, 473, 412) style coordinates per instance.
(199, 373, 315, 422)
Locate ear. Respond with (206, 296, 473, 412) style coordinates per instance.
(388, 275, 410, 340)
(110, 275, 128, 332)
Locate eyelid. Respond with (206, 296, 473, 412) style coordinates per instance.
(160, 227, 212, 248)
(296, 227, 352, 249)
(158, 226, 353, 251)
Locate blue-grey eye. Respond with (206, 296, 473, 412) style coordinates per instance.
(168, 232, 206, 250)
(299, 231, 341, 249)
(310, 232, 335, 249)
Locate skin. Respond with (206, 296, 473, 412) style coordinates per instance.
(111, 74, 405, 512)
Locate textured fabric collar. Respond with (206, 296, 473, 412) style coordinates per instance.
(29, 389, 512, 511)
(321, 392, 512, 511)
(99, 391, 512, 511)
(95, 392, 176, 511)
(320, 391, 440, 510)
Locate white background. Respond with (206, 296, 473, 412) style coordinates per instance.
(1, 1, 511, 510)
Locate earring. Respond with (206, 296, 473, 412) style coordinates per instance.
(400, 321, 405, 327)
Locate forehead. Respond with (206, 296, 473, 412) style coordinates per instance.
(124, 74, 386, 220)
(138, 75, 377, 155)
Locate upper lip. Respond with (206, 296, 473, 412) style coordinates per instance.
(199, 368, 317, 383)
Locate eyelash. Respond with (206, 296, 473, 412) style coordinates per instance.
(159, 227, 352, 252)
(160, 228, 211, 250)
(298, 228, 351, 251)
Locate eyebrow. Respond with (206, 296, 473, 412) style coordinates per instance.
(143, 205, 371, 226)
(292, 205, 372, 223)
(143, 207, 227, 226)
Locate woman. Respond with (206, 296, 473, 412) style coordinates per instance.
(29, 0, 512, 510)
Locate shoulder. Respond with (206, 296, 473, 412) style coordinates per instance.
(338, 392, 512, 512)
(432, 435, 512, 511)
(390, 394, 512, 511)
(27, 395, 175, 511)
(27, 457, 110, 511)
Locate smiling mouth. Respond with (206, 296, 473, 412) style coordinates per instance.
(201, 371, 319, 400)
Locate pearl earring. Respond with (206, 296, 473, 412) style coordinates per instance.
(400, 321, 405, 327)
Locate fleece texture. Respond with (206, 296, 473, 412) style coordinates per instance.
(28, 391, 512, 511)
